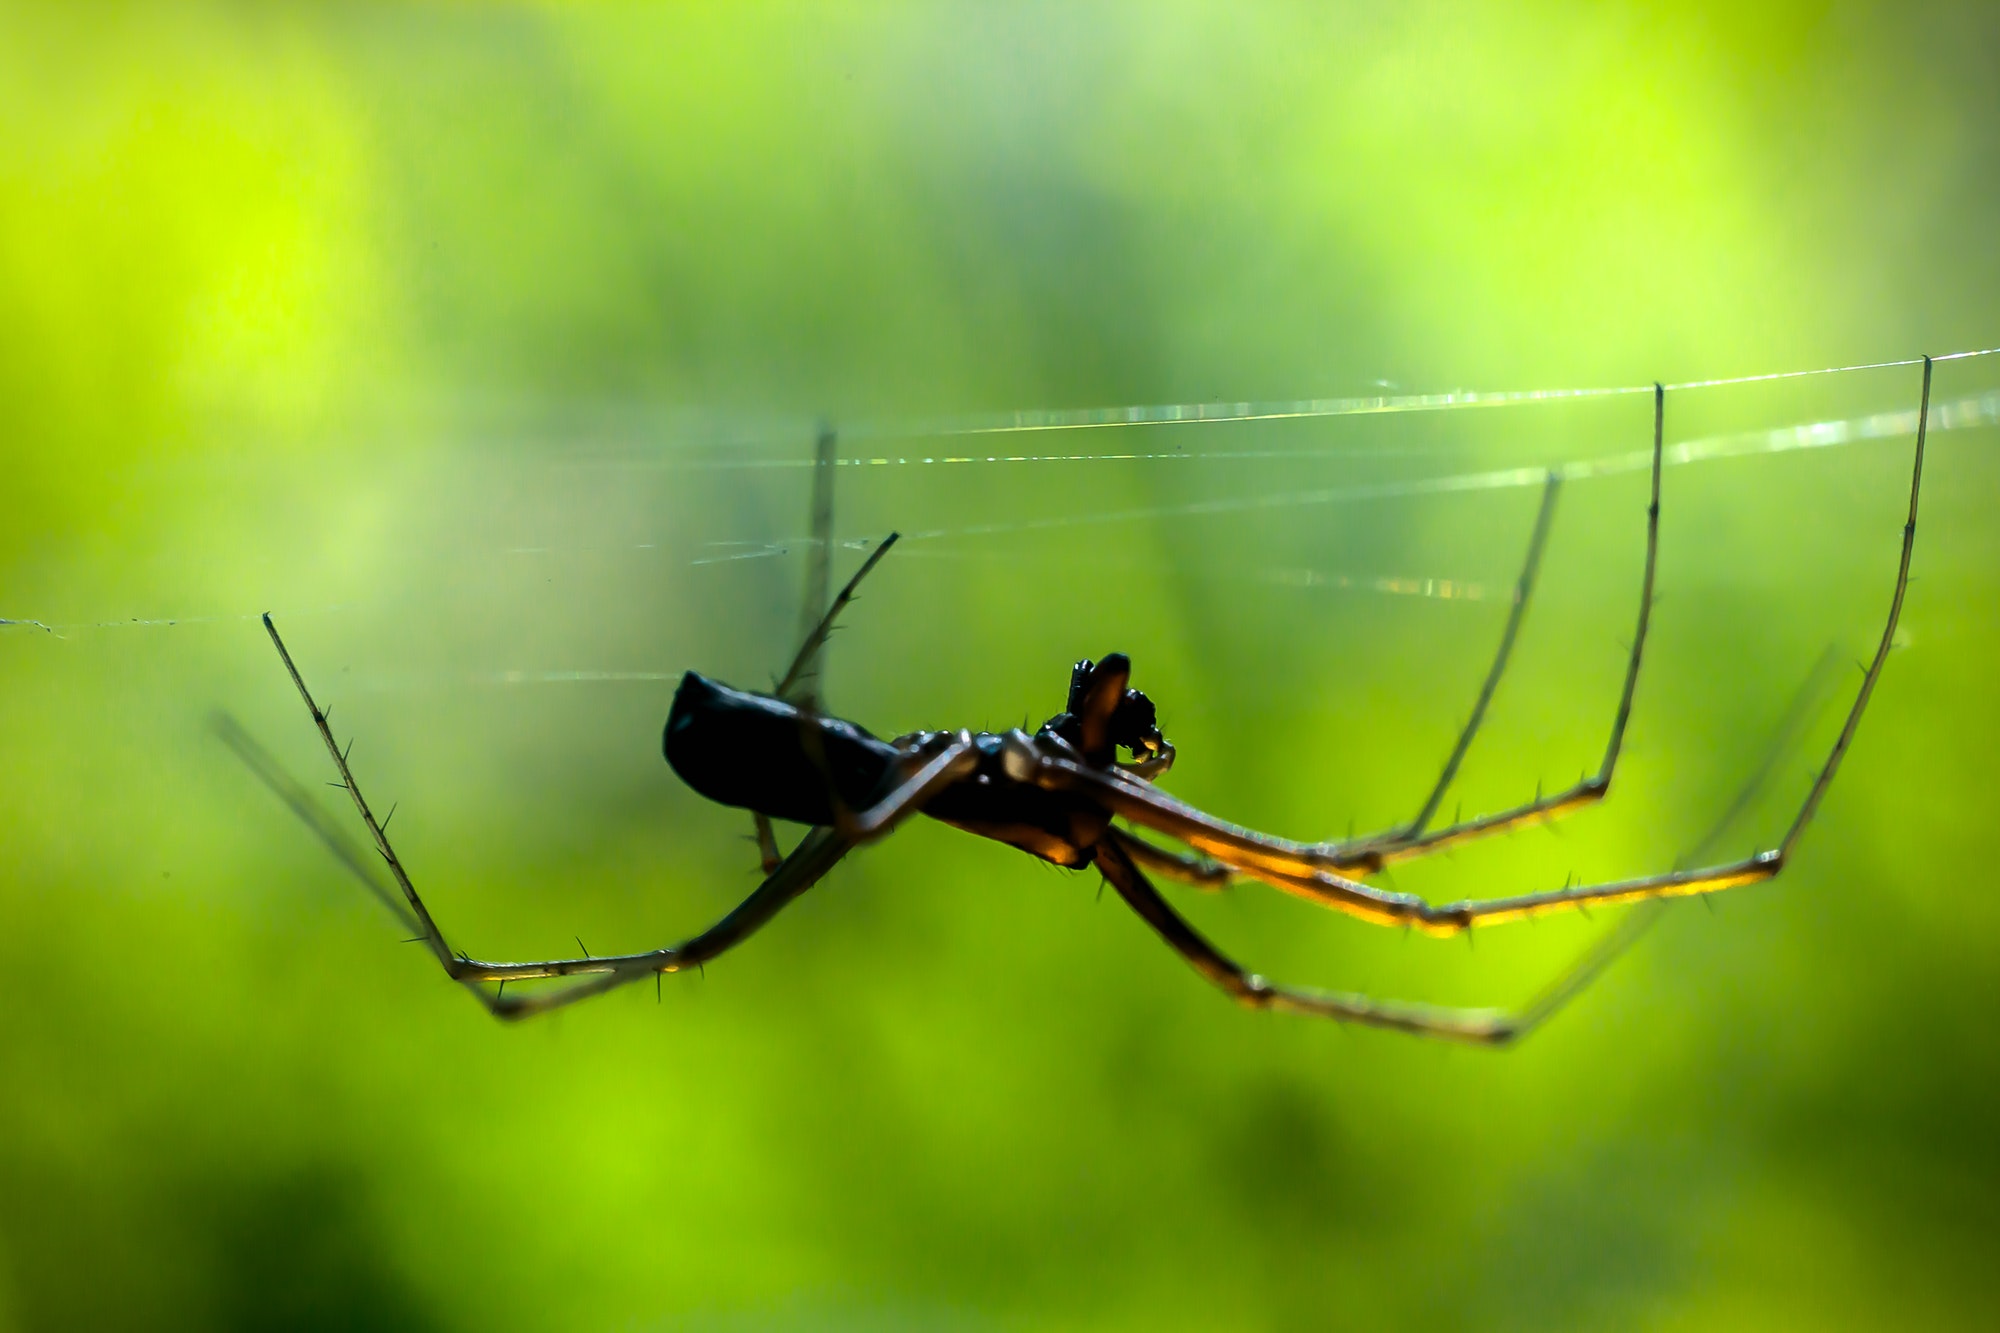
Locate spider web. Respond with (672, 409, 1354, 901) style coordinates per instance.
(4, 345, 1995, 644)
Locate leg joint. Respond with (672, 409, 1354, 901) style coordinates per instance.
(1233, 974, 1277, 1008)
(1416, 903, 1473, 935)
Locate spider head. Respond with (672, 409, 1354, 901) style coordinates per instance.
(1041, 653, 1170, 767)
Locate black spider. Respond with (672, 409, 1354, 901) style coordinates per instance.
(263, 361, 1933, 1042)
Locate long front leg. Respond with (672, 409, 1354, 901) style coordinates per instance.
(1139, 464, 1563, 886)
(1102, 835, 1691, 1046)
(1337, 384, 1665, 872)
(1377, 467, 1562, 845)
(1109, 827, 1235, 890)
(1061, 358, 1931, 935)
(1033, 756, 1428, 923)
(1094, 838, 1516, 1044)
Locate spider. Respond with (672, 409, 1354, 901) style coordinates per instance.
(263, 359, 1933, 1043)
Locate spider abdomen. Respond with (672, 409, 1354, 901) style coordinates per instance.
(665, 674, 1106, 866)
(664, 672, 899, 825)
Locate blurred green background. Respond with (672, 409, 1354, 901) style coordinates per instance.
(3, 2, 1998, 1329)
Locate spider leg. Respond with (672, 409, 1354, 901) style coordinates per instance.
(827, 732, 981, 841)
(1109, 826, 1235, 890)
(1341, 384, 1667, 871)
(480, 827, 853, 1019)
(773, 424, 903, 706)
(219, 704, 821, 1017)
(1422, 643, 1846, 1025)
(262, 614, 956, 1020)
(787, 579, 946, 849)
(1096, 640, 1840, 1040)
(1095, 837, 1514, 1044)
(760, 422, 944, 843)
(498, 734, 974, 1015)
(211, 710, 423, 935)
(755, 425, 904, 866)
(1382, 467, 1562, 843)
(752, 812, 784, 875)
(1043, 357, 1931, 933)
(1039, 760, 1432, 923)
(1460, 638, 1850, 1036)
(1682, 642, 1845, 868)
(785, 422, 839, 709)
(755, 429, 843, 867)
(1084, 757, 1778, 930)
(1159, 463, 1559, 886)
(776, 532, 901, 705)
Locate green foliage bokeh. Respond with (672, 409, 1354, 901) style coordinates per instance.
(3, 3, 1998, 1329)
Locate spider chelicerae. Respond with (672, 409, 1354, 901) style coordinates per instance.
(260, 359, 1933, 1043)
